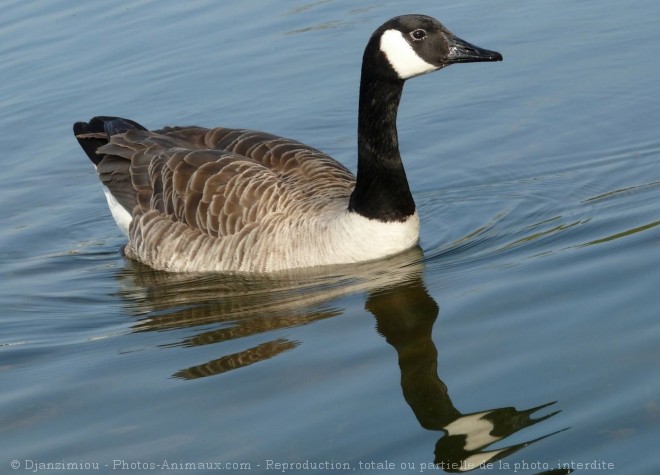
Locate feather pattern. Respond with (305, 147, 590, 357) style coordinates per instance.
(90, 126, 417, 272)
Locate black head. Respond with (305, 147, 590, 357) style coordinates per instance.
(364, 14, 502, 81)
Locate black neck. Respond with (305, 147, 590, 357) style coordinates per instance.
(348, 71, 416, 222)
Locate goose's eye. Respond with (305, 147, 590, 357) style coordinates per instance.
(410, 29, 427, 41)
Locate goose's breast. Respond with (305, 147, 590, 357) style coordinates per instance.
(285, 210, 421, 270)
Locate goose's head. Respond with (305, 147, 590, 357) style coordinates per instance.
(366, 14, 502, 81)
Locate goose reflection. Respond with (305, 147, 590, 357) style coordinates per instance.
(368, 281, 568, 472)
(116, 248, 566, 472)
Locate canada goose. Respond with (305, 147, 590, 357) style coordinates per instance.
(74, 14, 502, 273)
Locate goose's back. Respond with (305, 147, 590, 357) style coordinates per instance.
(98, 126, 357, 272)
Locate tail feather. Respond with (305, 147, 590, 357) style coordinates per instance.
(74, 116, 149, 236)
(73, 116, 148, 165)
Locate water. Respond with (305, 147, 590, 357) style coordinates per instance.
(2, 0, 659, 474)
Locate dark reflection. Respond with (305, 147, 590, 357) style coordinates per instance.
(116, 248, 566, 472)
(117, 248, 425, 378)
(369, 281, 568, 473)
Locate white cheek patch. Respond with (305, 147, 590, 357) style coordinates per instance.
(379, 29, 437, 79)
(444, 411, 498, 451)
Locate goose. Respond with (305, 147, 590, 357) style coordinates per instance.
(74, 14, 502, 273)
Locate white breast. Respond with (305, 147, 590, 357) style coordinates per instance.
(328, 211, 420, 263)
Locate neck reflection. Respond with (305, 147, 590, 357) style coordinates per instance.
(367, 276, 566, 473)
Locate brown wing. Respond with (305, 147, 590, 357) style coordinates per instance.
(96, 126, 355, 238)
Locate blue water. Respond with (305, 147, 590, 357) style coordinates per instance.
(2, 1, 660, 474)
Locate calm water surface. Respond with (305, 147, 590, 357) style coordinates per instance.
(2, 1, 659, 474)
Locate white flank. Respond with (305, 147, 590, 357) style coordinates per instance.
(102, 185, 132, 237)
(379, 29, 437, 79)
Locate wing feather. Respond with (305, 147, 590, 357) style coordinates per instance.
(111, 126, 352, 234)
(90, 125, 356, 270)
